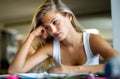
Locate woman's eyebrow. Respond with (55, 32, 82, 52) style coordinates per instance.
(50, 17, 57, 23)
(43, 17, 57, 26)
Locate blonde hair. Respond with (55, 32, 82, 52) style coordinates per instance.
(30, 0, 83, 72)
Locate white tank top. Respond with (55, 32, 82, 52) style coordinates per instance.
(53, 32, 99, 66)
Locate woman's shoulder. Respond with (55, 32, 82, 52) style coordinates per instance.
(83, 31, 102, 42)
(89, 33, 104, 43)
(88, 32, 105, 54)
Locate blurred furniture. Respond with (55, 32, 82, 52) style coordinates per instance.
(0, 28, 17, 74)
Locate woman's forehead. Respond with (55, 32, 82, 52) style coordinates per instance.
(41, 11, 62, 24)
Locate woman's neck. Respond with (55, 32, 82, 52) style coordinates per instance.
(61, 29, 82, 48)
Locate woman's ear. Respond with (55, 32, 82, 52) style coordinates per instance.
(66, 13, 72, 21)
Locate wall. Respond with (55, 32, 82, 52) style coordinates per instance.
(111, 0, 120, 52)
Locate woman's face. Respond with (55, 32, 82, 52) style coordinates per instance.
(41, 10, 72, 41)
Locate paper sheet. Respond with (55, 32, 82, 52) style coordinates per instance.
(17, 72, 67, 78)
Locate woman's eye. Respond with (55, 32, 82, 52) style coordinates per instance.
(45, 26, 50, 30)
(53, 20, 58, 25)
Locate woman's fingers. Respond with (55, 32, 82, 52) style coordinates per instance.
(31, 26, 45, 37)
(31, 26, 49, 39)
(35, 26, 44, 36)
(42, 28, 48, 38)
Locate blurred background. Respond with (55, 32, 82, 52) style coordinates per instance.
(0, 0, 113, 74)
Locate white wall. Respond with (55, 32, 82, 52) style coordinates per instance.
(78, 14, 112, 41)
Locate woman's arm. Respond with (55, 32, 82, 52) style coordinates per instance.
(8, 26, 49, 74)
(89, 34, 117, 60)
(51, 64, 104, 74)
(8, 33, 35, 73)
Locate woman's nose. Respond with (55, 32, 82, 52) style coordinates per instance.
(50, 26, 57, 33)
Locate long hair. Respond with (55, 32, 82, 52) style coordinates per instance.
(29, 0, 83, 72)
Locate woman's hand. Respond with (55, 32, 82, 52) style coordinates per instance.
(31, 26, 48, 38)
(50, 65, 77, 74)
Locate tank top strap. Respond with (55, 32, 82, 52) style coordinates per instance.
(83, 32, 99, 65)
(53, 39, 62, 66)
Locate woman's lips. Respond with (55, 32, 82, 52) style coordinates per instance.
(53, 33, 61, 38)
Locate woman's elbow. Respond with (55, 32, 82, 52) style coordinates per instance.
(8, 67, 16, 74)
(8, 67, 25, 74)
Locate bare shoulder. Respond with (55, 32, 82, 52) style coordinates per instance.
(89, 33, 103, 54)
(89, 33, 105, 44)
(89, 33, 116, 60)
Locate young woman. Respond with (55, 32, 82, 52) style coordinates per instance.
(8, 0, 117, 74)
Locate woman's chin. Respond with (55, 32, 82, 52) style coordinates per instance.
(57, 37, 65, 41)
(54, 35, 65, 41)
